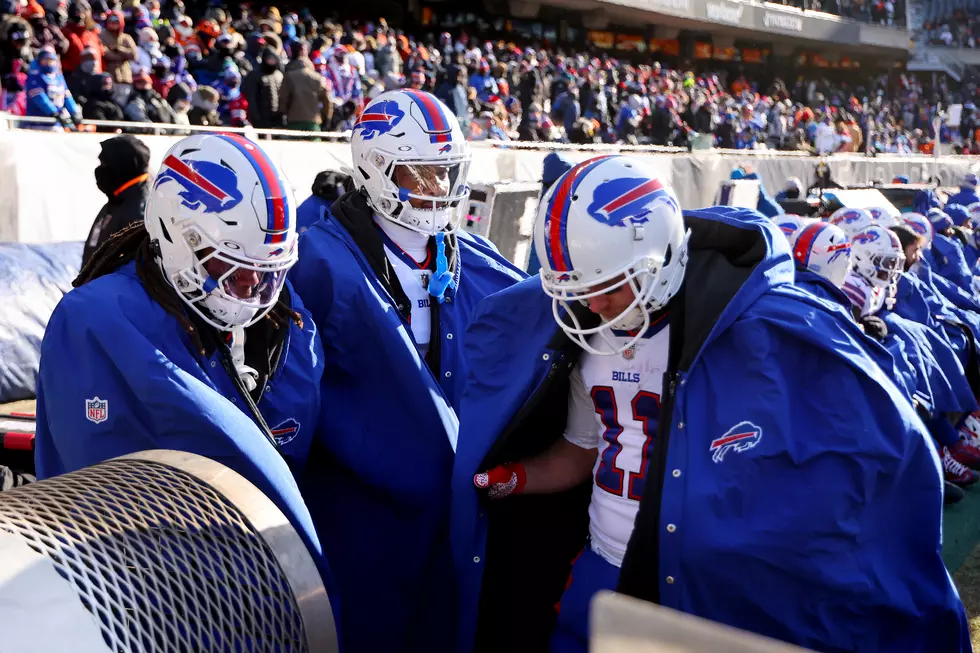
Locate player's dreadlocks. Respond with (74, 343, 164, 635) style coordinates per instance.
(74, 222, 303, 355)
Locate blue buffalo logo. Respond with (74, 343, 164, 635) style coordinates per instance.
(826, 241, 851, 264)
(833, 210, 864, 225)
(586, 178, 677, 228)
(777, 222, 799, 236)
(852, 230, 880, 245)
(155, 155, 244, 214)
(270, 418, 301, 446)
(709, 421, 763, 463)
(354, 100, 405, 140)
(906, 220, 928, 236)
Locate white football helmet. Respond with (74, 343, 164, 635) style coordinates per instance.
(903, 212, 933, 244)
(145, 133, 298, 331)
(829, 207, 874, 237)
(868, 206, 901, 228)
(349, 89, 471, 235)
(967, 203, 980, 249)
(851, 225, 905, 289)
(928, 207, 954, 234)
(773, 214, 815, 248)
(793, 221, 852, 288)
(533, 155, 688, 356)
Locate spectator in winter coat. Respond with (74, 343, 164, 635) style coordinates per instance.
(437, 66, 469, 134)
(0, 18, 33, 77)
(133, 25, 161, 76)
(82, 134, 150, 265)
(61, 0, 102, 74)
(81, 72, 123, 125)
(24, 5, 69, 58)
(122, 71, 173, 124)
(279, 46, 329, 131)
(373, 39, 401, 78)
(100, 11, 136, 88)
(243, 45, 283, 128)
(814, 114, 840, 154)
(150, 55, 174, 99)
(216, 66, 248, 126)
(66, 45, 99, 101)
(166, 81, 191, 128)
(187, 84, 220, 126)
(25, 46, 80, 129)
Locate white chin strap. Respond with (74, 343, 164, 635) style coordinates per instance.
(229, 325, 259, 392)
(202, 293, 261, 330)
(606, 305, 646, 332)
(400, 206, 453, 235)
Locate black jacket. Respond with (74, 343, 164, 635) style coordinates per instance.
(83, 136, 151, 265)
(82, 179, 148, 265)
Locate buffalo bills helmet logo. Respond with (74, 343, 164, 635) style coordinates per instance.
(586, 177, 677, 228)
(832, 210, 864, 225)
(709, 421, 763, 463)
(905, 220, 928, 236)
(826, 241, 851, 263)
(777, 221, 799, 236)
(155, 155, 244, 214)
(270, 418, 301, 446)
(852, 230, 880, 245)
(353, 100, 405, 140)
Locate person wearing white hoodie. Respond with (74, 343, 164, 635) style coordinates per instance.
(814, 114, 839, 154)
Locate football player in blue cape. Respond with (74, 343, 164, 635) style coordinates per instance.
(34, 134, 333, 621)
(453, 155, 969, 653)
(289, 89, 525, 653)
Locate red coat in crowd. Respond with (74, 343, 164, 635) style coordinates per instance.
(62, 24, 103, 74)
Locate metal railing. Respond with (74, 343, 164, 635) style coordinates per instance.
(0, 112, 351, 141)
(0, 111, 968, 160)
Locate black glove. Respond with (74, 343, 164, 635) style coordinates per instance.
(861, 315, 888, 341)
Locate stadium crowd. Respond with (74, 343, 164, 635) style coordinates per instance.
(919, 0, 980, 48)
(0, 0, 976, 152)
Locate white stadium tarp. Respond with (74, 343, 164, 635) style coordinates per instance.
(1, 126, 979, 243)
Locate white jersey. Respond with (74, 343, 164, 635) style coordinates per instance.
(563, 315, 670, 567)
(375, 217, 432, 358)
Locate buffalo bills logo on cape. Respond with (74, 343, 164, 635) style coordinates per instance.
(709, 421, 762, 463)
(354, 100, 405, 140)
(155, 156, 244, 214)
(271, 418, 301, 446)
(587, 178, 677, 227)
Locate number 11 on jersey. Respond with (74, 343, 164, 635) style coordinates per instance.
(590, 387, 661, 500)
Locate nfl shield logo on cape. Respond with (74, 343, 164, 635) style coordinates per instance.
(85, 397, 108, 424)
(623, 345, 635, 361)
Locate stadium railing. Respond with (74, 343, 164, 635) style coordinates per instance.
(0, 111, 891, 158)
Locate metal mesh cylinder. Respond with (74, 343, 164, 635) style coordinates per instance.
(0, 450, 336, 653)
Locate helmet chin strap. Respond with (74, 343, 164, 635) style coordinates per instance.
(229, 325, 259, 393)
(607, 305, 646, 331)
